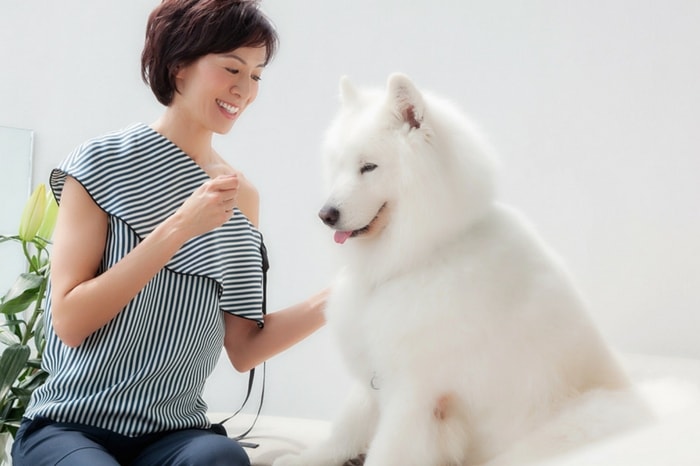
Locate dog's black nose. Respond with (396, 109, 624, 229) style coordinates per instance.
(319, 206, 340, 226)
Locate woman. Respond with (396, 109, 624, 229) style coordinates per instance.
(11, 1, 326, 465)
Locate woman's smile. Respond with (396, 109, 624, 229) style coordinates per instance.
(216, 99, 240, 119)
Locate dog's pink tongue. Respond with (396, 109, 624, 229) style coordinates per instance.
(334, 231, 353, 244)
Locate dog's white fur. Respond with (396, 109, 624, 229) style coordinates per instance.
(273, 74, 654, 466)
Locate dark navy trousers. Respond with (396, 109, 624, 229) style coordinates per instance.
(11, 417, 250, 466)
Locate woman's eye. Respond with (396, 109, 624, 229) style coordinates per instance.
(360, 163, 377, 174)
(227, 68, 261, 82)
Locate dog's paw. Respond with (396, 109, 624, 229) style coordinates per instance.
(273, 452, 362, 466)
(343, 454, 367, 466)
(272, 453, 303, 466)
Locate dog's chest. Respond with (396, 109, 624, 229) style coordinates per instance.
(326, 279, 395, 380)
(327, 272, 438, 384)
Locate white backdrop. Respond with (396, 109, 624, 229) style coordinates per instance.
(1, 1, 699, 421)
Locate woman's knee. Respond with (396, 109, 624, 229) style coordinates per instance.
(12, 419, 118, 466)
(134, 429, 250, 466)
(199, 437, 250, 465)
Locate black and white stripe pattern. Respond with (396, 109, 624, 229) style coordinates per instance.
(25, 123, 265, 436)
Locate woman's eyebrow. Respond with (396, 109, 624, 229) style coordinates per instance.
(222, 53, 265, 68)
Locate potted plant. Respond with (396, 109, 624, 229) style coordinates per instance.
(0, 184, 58, 463)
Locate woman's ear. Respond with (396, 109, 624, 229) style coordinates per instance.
(173, 63, 184, 79)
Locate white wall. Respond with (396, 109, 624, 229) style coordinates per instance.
(1, 1, 699, 421)
(0, 127, 33, 291)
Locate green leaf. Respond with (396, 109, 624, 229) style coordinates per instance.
(25, 359, 43, 370)
(2, 417, 21, 435)
(0, 344, 30, 402)
(0, 273, 43, 315)
(17, 368, 47, 391)
(10, 387, 32, 407)
(0, 327, 21, 346)
(1, 313, 24, 339)
(0, 235, 21, 244)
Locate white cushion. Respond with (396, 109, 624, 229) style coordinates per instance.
(210, 353, 700, 465)
(208, 413, 330, 466)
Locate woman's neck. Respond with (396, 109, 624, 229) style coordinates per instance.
(150, 108, 214, 165)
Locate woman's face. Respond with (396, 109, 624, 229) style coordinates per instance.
(173, 46, 267, 134)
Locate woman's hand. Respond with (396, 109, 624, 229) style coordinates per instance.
(172, 174, 239, 239)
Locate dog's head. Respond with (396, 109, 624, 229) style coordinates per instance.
(318, 73, 498, 267)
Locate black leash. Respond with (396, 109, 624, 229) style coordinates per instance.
(215, 362, 266, 448)
(214, 237, 270, 448)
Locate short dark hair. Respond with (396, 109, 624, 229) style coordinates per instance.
(141, 0, 279, 106)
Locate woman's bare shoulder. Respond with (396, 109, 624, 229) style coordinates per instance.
(235, 171, 260, 227)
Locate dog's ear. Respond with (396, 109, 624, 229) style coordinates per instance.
(339, 75, 359, 105)
(387, 73, 424, 130)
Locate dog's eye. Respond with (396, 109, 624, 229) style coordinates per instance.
(360, 163, 378, 174)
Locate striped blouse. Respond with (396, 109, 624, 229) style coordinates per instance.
(24, 123, 266, 436)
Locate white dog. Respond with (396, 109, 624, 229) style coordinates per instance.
(273, 74, 653, 466)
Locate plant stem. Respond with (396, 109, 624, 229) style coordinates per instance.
(21, 240, 34, 274)
(19, 240, 49, 347)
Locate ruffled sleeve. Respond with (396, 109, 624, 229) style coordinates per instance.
(49, 123, 265, 324)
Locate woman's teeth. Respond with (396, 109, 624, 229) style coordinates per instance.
(217, 99, 239, 115)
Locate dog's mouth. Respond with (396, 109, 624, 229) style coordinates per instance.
(334, 203, 387, 244)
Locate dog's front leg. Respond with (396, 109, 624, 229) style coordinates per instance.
(273, 385, 378, 466)
(364, 389, 468, 466)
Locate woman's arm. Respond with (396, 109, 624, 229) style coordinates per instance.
(223, 289, 328, 373)
(223, 173, 327, 372)
(50, 174, 240, 347)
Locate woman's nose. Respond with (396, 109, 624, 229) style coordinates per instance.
(230, 78, 250, 101)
